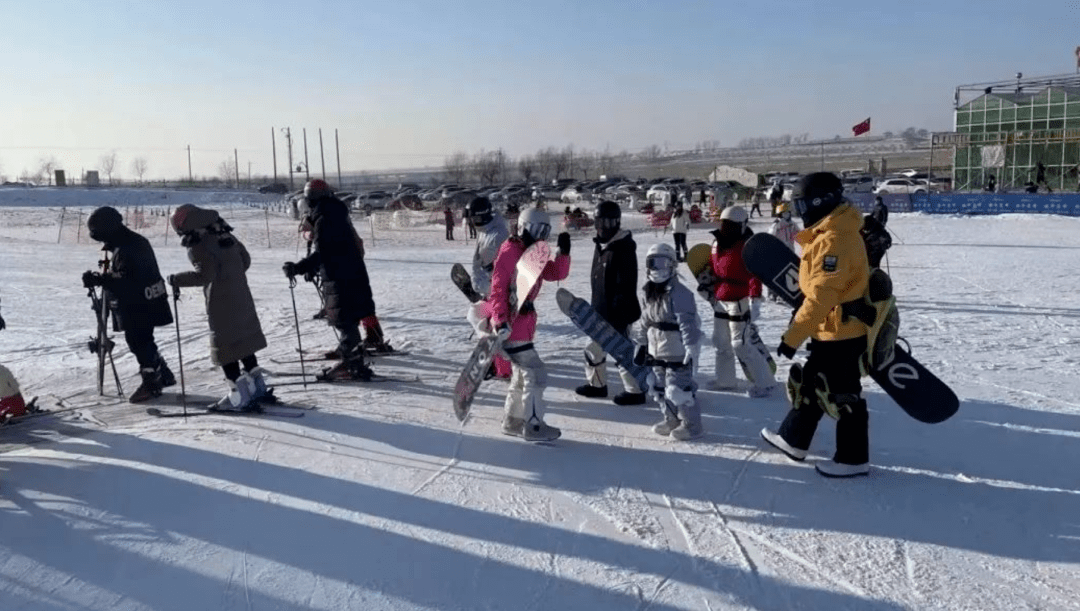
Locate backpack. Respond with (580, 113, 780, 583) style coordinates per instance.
(860, 214, 892, 267)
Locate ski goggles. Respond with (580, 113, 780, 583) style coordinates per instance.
(595, 217, 619, 232)
(645, 256, 674, 271)
(522, 221, 551, 241)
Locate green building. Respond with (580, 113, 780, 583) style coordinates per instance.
(951, 73, 1080, 192)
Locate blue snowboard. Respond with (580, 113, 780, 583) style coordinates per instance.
(555, 288, 653, 392)
(742, 232, 959, 424)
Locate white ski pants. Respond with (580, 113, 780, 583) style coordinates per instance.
(712, 299, 774, 389)
(504, 341, 548, 422)
(583, 340, 641, 393)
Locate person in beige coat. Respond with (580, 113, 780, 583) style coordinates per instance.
(168, 204, 269, 410)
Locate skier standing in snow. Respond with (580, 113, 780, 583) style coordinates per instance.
(463, 196, 512, 379)
(670, 201, 689, 262)
(574, 200, 645, 406)
(633, 243, 703, 440)
(167, 204, 269, 411)
(760, 172, 872, 478)
(444, 206, 455, 241)
(705, 205, 775, 397)
(81, 206, 176, 402)
(486, 207, 571, 441)
(283, 180, 375, 381)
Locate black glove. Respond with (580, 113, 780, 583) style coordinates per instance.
(777, 341, 797, 360)
(283, 262, 299, 279)
(82, 270, 103, 289)
(633, 345, 651, 366)
(557, 232, 571, 256)
(167, 274, 178, 287)
(0, 313, 5, 331)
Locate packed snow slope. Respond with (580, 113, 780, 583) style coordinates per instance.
(0, 188, 1077, 611)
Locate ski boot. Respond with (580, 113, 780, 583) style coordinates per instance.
(129, 367, 164, 403)
(157, 359, 177, 388)
(319, 349, 374, 382)
(242, 367, 275, 404)
(210, 378, 257, 412)
(361, 317, 394, 354)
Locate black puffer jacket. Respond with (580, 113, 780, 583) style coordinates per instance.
(590, 229, 641, 331)
(293, 195, 375, 325)
(98, 227, 173, 331)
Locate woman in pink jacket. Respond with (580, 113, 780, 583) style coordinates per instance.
(486, 207, 571, 442)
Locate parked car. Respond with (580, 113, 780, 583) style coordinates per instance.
(842, 175, 876, 194)
(873, 178, 926, 195)
(353, 190, 392, 213)
(257, 182, 289, 194)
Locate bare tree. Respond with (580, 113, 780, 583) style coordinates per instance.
(575, 150, 597, 180)
(443, 151, 470, 184)
(597, 150, 619, 178)
(517, 155, 536, 182)
(131, 157, 149, 183)
(37, 156, 59, 186)
(553, 147, 571, 180)
(472, 150, 502, 186)
(100, 152, 119, 185)
(641, 144, 662, 162)
(535, 147, 558, 183)
(218, 157, 238, 187)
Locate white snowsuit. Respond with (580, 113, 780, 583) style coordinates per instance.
(470, 214, 510, 298)
(632, 277, 703, 428)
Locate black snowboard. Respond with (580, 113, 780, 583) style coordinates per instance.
(451, 263, 482, 303)
(742, 232, 959, 424)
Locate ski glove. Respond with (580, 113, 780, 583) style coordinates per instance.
(777, 341, 797, 360)
(82, 271, 103, 289)
(557, 231, 571, 256)
(494, 323, 511, 343)
(282, 262, 299, 279)
(750, 298, 762, 322)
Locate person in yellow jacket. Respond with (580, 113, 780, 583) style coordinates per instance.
(760, 172, 872, 478)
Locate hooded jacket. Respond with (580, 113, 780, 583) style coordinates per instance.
(590, 229, 641, 331)
(471, 213, 510, 298)
(632, 277, 702, 360)
(170, 205, 267, 365)
(293, 195, 376, 326)
(486, 237, 570, 342)
(782, 203, 870, 347)
(94, 225, 173, 331)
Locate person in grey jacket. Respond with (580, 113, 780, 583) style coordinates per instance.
(168, 204, 269, 411)
(466, 197, 509, 298)
(632, 243, 704, 440)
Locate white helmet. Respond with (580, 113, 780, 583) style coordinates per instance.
(720, 205, 749, 228)
(645, 243, 678, 283)
(519, 207, 551, 242)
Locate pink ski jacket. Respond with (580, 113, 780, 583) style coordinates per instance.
(487, 237, 571, 341)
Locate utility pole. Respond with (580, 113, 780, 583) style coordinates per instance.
(187, 145, 193, 183)
(319, 128, 326, 180)
(302, 128, 310, 182)
(335, 129, 342, 187)
(283, 128, 294, 190)
(234, 149, 240, 188)
(271, 127, 278, 183)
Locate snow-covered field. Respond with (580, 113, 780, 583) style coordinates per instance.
(0, 188, 1077, 611)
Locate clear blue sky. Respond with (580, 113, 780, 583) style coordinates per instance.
(1, 0, 1078, 181)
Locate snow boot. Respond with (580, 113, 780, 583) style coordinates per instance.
(612, 391, 646, 406)
(671, 403, 703, 441)
(574, 384, 608, 399)
(322, 348, 342, 360)
(760, 428, 807, 461)
(651, 408, 681, 437)
(312, 307, 327, 320)
(522, 417, 561, 442)
(815, 460, 870, 478)
(242, 367, 273, 403)
(129, 367, 164, 403)
(211, 378, 256, 412)
(320, 348, 374, 382)
(501, 416, 525, 438)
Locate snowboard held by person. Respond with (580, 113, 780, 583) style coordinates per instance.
(168, 204, 270, 411)
(760, 171, 873, 478)
(574, 200, 645, 406)
(632, 243, 704, 440)
(484, 206, 571, 442)
(283, 179, 376, 381)
(81, 206, 176, 403)
(706, 205, 776, 397)
(463, 196, 512, 379)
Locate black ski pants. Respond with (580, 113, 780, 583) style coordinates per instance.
(673, 232, 688, 261)
(123, 324, 162, 371)
(778, 336, 868, 465)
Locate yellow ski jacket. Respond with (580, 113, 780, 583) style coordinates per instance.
(781, 203, 870, 348)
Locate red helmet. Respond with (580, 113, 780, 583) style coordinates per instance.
(304, 178, 333, 199)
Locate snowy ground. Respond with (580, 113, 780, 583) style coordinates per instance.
(0, 189, 1078, 611)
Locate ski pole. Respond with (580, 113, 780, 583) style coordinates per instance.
(171, 285, 187, 416)
(288, 276, 308, 388)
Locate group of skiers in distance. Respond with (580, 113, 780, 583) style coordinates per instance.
(1, 173, 894, 480)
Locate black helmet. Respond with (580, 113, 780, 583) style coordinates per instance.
(304, 178, 333, 200)
(86, 206, 124, 242)
(465, 196, 494, 227)
(793, 172, 844, 228)
(595, 200, 621, 241)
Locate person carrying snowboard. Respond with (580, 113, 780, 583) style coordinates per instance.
(81, 206, 176, 403)
(167, 204, 269, 411)
(632, 243, 703, 440)
(574, 200, 645, 406)
(486, 206, 570, 441)
(464, 196, 512, 379)
(706, 205, 775, 397)
(283, 180, 376, 381)
(671, 201, 689, 262)
(760, 172, 872, 478)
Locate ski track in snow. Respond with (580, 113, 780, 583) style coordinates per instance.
(0, 194, 1079, 610)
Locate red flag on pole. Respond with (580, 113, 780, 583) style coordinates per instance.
(852, 117, 871, 136)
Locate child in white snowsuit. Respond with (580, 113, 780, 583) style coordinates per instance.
(633, 243, 704, 440)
